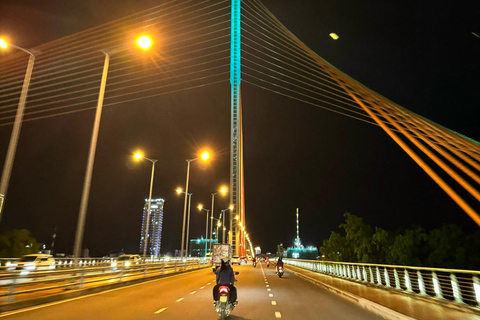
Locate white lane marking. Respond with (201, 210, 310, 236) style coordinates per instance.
(267, 288, 271, 291)
(200, 286, 205, 289)
(0, 268, 208, 318)
(190, 291, 197, 295)
(266, 284, 270, 287)
(275, 311, 282, 318)
(269, 293, 274, 297)
(154, 307, 167, 314)
(176, 298, 184, 302)
(207, 282, 212, 285)
(271, 301, 277, 306)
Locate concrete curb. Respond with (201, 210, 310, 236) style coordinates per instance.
(290, 268, 417, 320)
(0, 266, 209, 314)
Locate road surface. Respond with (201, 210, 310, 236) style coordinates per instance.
(0, 263, 385, 319)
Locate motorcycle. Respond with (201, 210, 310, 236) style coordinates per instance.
(214, 272, 239, 319)
(266, 260, 270, 267)
(277, 265, 284, 278)
(253, 260, 257, 268)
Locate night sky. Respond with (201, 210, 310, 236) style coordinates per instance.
(0, 0, 479, 257)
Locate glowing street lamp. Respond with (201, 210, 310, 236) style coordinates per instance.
(176, 188, 192, 257)
(0, 38, 35, 223)
(210, 186, 228, 252)
(136, 35, 153, 51)
(198, 204, 210, 257)
(133, 151, 157, 260)
(180, 151, 210, 258)
(73, 37, 153, 259)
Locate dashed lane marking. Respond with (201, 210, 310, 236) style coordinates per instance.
(275, 311, 282, 318)
(154, 307, 167, 314)
(207, 282, 212, 285)
(271, 301, 277, 306)
(190, 291, 197, 295)
(200, 286, 205, 289)
(266, 284, 270, 287)
(269, 293, 274, 297)
(267, 288, 271, 291)
(176, 298, 184, 302)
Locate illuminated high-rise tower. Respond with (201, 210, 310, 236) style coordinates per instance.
(139, 198, 164, 256)
(294, 208, 303, 249)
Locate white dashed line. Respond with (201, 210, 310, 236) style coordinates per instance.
(269, 293, 274, 297)
(176, 298, 184, 302)
(271, 301, 277, 306)
(266, 284, 270, 287)
(275, 311, 282, 318)
(207, 282, 212, 285)
(267, 288, 271, 291)
(154, 307, 167, 314)
(190, 291, 197, 295)
(200, 286, 205, 289)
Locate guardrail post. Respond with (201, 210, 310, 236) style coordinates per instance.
(162, 260, 165, 274)
(404, 269, 412, 292)
(417, 271, 426, 295)
(347, 266, 351, 279)
(384, 268, 390, 287)
(174, 260, 177, 272)
(357, 266, 362, 280)
(79, 268, 85, 289)
(369, 267, 374, 284)
(119, 267, 124, 282)
(450, 273, 463, 304)
(376, 267, 382, 285)
(5, 272, 18, 303)
(394, 268, 401, 290)
(432, 271, 443, 299)
(143, 263, 148, 278)
(362, 267, 367, 282)
(473, 275, 480, 307)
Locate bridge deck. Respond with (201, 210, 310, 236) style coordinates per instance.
(288, 265, 480, 320)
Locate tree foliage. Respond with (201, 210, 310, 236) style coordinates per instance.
(0, 229, 42, 258)
(320, 213, 480, 269)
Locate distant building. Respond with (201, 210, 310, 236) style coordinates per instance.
(189, 238, 217, 257)
(139, 198, 164, 257)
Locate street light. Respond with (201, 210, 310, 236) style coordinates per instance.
(176, 188, 192, 257)
(133, 151, 158, 260)
(0, 38, 35, 222)
(73, 35, 153, 259)
(220, 205, 234, 243)
(180, 151, 210, 258)
(210, 186, 227, 252)
(198, 204, 210, 257)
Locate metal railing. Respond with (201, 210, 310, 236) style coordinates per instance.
(285, 259, 480, 308)
(0, 258, 210, 305)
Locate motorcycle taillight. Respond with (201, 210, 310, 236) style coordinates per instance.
(219, 286, 229, 294)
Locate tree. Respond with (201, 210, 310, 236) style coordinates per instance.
(388, 227, 428, 266)
(340, 213, 374, 262)
(425, 224, 466, 268)
(321, 231, 347, 262)
(0, 229, 42, 258)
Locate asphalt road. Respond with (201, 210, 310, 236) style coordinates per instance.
(0, 263, 385, 319)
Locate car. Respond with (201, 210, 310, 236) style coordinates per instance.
(231, 256, 240, 265)
(7, 254, 56, 274)
(111, 254, 141, 269)
(239, 256, 248, 265)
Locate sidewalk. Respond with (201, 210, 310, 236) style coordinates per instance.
(287, 264, 480, 320)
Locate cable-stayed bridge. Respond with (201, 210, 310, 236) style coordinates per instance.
(0, 0, 479, 318)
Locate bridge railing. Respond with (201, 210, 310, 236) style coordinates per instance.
(284, 258, 480, 308)
(0, 258, 210, 306)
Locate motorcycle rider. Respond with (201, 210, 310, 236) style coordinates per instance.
(213, 259, 238, 305)
(252, 256, 257, 267)
(265, 257, 270, 267)
(276, 257, 284, 271)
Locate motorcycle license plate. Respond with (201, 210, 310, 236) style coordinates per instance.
(220, 296, 228, 302)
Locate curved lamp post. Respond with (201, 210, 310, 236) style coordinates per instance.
(176, 188, 192, 257)
(198, 204, 210, 257)
(0, 39, 35, 222)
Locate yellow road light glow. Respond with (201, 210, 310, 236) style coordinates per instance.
(0, 39, 7, 49)
(133, 152, 143, 160)
(239, 222, 242, 226)
(217, 222, 221, 227)
(235, 215, 239, 220)
(201, 152, 210, 161)
(220, 187, 228, 194)
(229, 205, 234, 210)
(176, 188, 183, 194)
(329, 33, 339, 40)
(197, 204, 203, 210)
(136, 35, 153, 50)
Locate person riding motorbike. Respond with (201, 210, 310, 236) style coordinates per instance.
(265, 257, 270, 267)
(276, 257, 284, 270)
(213, 259, 238, 305)
(252, 257, 257, 267)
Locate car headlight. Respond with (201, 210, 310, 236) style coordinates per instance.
(25, 264, 36, 271)
(111, 262, 117, 267)
(125, 262, 130, 267)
